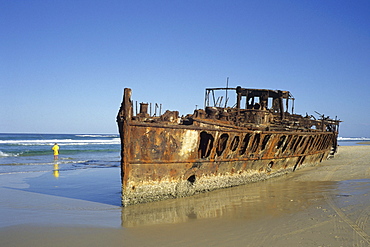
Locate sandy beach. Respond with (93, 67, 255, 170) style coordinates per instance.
(1, 145, 370, 247)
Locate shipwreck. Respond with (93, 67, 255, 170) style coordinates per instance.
(117, 86, 340, 206)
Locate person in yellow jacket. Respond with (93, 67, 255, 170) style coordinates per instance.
(52, 143, 60, 160)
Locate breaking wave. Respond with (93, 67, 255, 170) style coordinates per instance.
(0, 151, 18, 157)
(338, 137, 370, 141)
(0, 138, 120, 146)
(75, 134, 118, 138)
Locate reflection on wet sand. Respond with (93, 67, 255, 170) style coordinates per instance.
(53, 163, 59, 178)
(121, 178, 337, 227)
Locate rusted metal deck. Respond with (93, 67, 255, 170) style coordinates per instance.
(117, 86, 340, 206)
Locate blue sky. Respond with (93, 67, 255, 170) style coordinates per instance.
(1, 0, 369, 137)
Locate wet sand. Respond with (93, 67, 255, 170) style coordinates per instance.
(358, 141, 370, 145)
(1, 145, 370, 247)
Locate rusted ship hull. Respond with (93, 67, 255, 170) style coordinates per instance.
(118, 87, 340, 206)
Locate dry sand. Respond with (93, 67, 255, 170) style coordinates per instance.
(1, 145, 370, 247)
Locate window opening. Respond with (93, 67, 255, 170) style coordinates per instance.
(230, 136, 240, 152)
(239, 134, 251, 155)
(251, 133, 260, 153)
(198, 131, 214, 158)
(216, 134, 229, 156)
(277, 135, 286, 149)
(261, 135, 271, 150)
(282, 135, 292, 153)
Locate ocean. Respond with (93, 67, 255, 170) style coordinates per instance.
(0, 133, 367, 176)
(337, 137, 370, 146)
(0, 133, 120, 175)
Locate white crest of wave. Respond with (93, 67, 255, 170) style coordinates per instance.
(0, 150, 18, 157)
(75, 134, 118, 138)
(338, 137, 370, 141)
(0, 138, 120, 146)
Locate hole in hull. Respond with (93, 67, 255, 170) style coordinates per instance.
(187, 175, 196, 184)
(198, 131, 214, 158)
(216, 133, 229, 156)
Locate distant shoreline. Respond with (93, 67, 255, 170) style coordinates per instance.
(357, 141, 370, 145)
